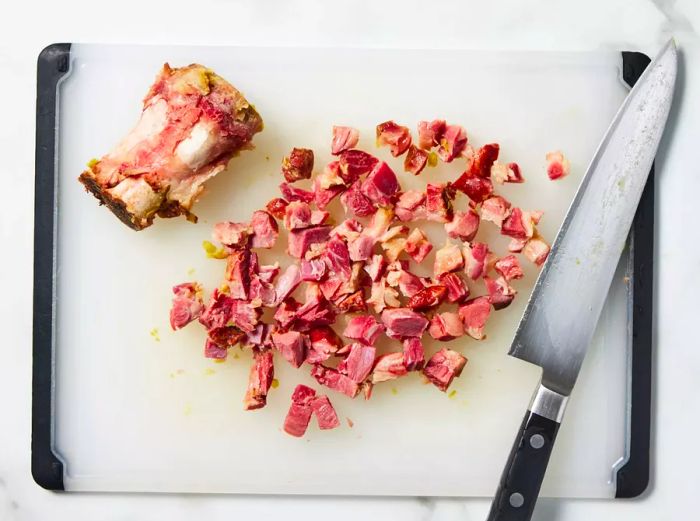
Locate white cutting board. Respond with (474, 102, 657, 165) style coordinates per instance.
(53, 45, 631, 497)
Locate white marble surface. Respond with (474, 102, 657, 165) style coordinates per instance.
(1, 0, 699, 519)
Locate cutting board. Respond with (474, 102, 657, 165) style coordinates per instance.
(33, 44, 650, 498)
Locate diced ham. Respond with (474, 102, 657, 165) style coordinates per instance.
(310, 395, 340, 430)
(546, 150, 570, 180)
(452, 171, 494, 203)
(364, 254, 387, 282)
(335, 290, 367, 313)
(204, 338, 229, 360)
(458, 296, 491, 340)
(501, 207, 532, 240)
(250, 210, 278, 248)
(381, 308, 429, 339)
(338, 149, 379, 183)
(317, 160, 345, 190)
(428, 311, 465, 341)
(404, 145, 429, 175)
(273, 264, 302, 305)
(509, 237, 528, 253)
(243, 350, 274, 410)
(470, 143, 500, 178)
(343, 315, 385, 346)
(398, 269, 425, 298)
(403, 337, 425, 371)
(417, 119, 446, 150)
(208, 325, 245, 348)
(481, 196, 512, 228)
(306, 326, 343, 364)
(230, 299, 260, 332)
(395, 190, 427, 222)
(311, 365, 360, 398)
(367, 277, 400, 313)
(340, 181, 376, 217)
(494, 255, 524, 281)
(523, 237, 551, 266)
(332, 218, 363, 242)
(425, 183, 454, 223)
(295, 285, 337, 329)
(283, 201, 312, 230)
(361, 161, 399, 206)
(249, 276, 277, 307)
(287, 225, 331, 258)
(405, 228, 433, 263)
(491, 161, 524, 184)
(322, 237, 352, 280)
(371, 352, 408, 383)
(312, 177, 344, 210)
(437, 124, 467, 162)
(266, 197, 289, 219)
(199, 289, 233, 330)
(279, 182, 315, 203)
(485, 276, 517, 310)
(407, 285, 448, 311)
(257, 263, 280, 284)
(273, 330, 308, 368)
(300, 258, 327, 281)
(338, 343, 377, 383)
(169, 282, 203, 330)
(376, 120, 412, 157)
(282, 147, 314, 183)
(283, 384, 316, 437)
(274, 297, 300, 328)
(381, 236, 407, 262)
(331, 126, 360, 155)
(434, 241, 464, 277)
(224, 249, 251, 299)
(445, 209, 480, 241)
(463, 242, 490, 280)
(423, 348, 467, 391)
(438, 272, 470, 303)
(212, 221, 251, 249)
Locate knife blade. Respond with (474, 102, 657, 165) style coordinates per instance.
(487, 40, 677, 521)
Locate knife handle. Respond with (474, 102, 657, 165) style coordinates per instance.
(486, 404, 561, 520)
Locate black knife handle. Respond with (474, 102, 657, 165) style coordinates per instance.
(486, 410, 560, 521)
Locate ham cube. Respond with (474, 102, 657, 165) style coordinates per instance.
(438, 272, 470, 303)
(225, 249, 251, 299)
(322, 237, 352, 280)
(417, 119, 446, 150)
(281, 147, 314, 183)
(426, 183, 454, 223)
(407, 285, 448, 311)
(249, 276, 276, 307)
(311, 365, 360, 398)
(494, 255, 524, 281)
(470, 143, 500, 178)
(273, 264, 302, 305)
(398, 269, 425, 298)
(428, 312, 465, 341)
(273, 298, 299, 329)
(338, 343, 377, 383)
(243, 350, 274, 410)
(284, 201, 312, 230)
(340, 181, 376, 217)
(272, 331, 308, 368)
(404, 145, 429, 175)
(336, 290, 367, 313)
(452, 171, 494, 203)
(257, 263, 280, 284)
(361, 161, 399, 206)
(445, 209, 480, 241)
(458, 296, 491, 340)
(266, 197, 289, 220)
(434, 241, 464, 277)
(250, 210, 278, 248)
(523, 237, 551, 266)
(317, 160, 345, 190)
(396, 190, 427, 222)
(208, 326, 245, 348)
(481, 196, 512, 228)
(546, 150, 570, 180)
(463, 242, 490, 280)
(491, 161, 524, 184)
(485, 276, 517, 310)
(403, 337, 426, 371)
(169, 282, 203, 330)
(405, 228, 433, 263)
(437, 124, 467, 162)
(300, 258, 327, 282)
(501, 207, 534, 240)
(348, 234, 375, 262)
(312, 177, 344, 210)
(509, 237, 528, 253)
(307, 326, 343, 364)
(371, 352, 408, 383)
(381, 308, 429, 339)
(376, 120, 412, 157)
(204, 338, 229, 360)
(423, 348, 467, 392)
(310, 395, 340, 430)
(283, 384, 316, 437)
(364, 254, 387, 282)
(287, 225, 331, 258)
(338, 149, 379, 183)
(199, 289, 234, 330)
(367, 278, 400, 313)
(212, 221, 251, 248)
(332, 218, 363, 242)
(331, 126, 360, 155)
(343, 315, 385, 346)
(230, 299, 260, 332)
(279, 182, 315, 203)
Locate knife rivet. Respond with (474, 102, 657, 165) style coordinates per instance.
(509, 492, 524, 508)
(530, 434, 545, 449)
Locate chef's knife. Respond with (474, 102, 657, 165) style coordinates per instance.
(487, 40, 677, 521)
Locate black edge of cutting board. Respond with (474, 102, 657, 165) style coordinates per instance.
(31, 45, 653, 496)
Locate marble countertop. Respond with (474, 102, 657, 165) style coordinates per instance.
(1, 1, 699, 519)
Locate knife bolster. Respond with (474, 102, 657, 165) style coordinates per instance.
(529, 384, 568, 423)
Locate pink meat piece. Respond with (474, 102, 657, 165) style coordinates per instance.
(266, 197, 289, 220)
(313, 177, 344, 210)
(485, 276, 517, 310)
(230, 299, 259, 332)
(437, 124, 467, 162)
(361, 161, 399, 206)
(225, 249, 251, 299)
(310, 395, 340, 430)
(332, 218, 363, 242)
(438, 272, 470, 303)
(523, 237, 551, 266)
(306, 326, 343, 364)
(348, 208, 393, 261)
(281, 147, 314, 183)
(348, 235, 375, 262)
(295, 286, 337, 329)
(423, 348, 468, 392)
(283, 384, 316, 437)
(343, 315, 385, 346)
(316, 160, 345, 190)
(481, 196, 512, 228)
(279, 182, 315, 203)
(243, 350, 274, 410)
(204, 338, 228, 360)
(199, 289, 233, 330)
(338, 343, 377, 383)
(274, 297, 300, 328)
(169, 282, 203, 330)
(287, 225, 331, 258)
(273, 330, 308, 368)
(331, 126, 360, 155)
(209, 325, 245, 348)
(338, 149, 379, 184)
(284, 201, 312, 230)
(445, 209, 480, 242)
(469, 143, 500, 178)
(396, 190, 427, 222)
(501, 207, 535, 240)
(428, 312, 465, 341)
(380, 232, 408, 263)
(398, 269, 425, 298)
(376, 120, 412, 157)
(381, 308, 429, 339)
(242, 323, 266, 347)
(249, 276, 277, 307)
(491, 161, 524, 184)
(300, 258, 327, 281)
(311, 210, 330, 226)
(417, 119, 446, 150)
(404, 228, 433, 263)
(459, 296, 491, 340)
(403, 337, 425, 371)
(404, 145, 429, 175)
(311, 365, 360, 398)
(434, 241, 464, 277)
(371, 352, 408, 383)
(546, 150, 570, 180)
(319, 277, 343, 301)
(367, 277, 400, 313)
(426, 183, 454, 223)
(335, 289, 367, 313)
(273, 264, 302, 305)
(212, 221, 251, 248)
(249, 210, 278, 249)
(340, 180, 376, 217)
(322, 237, 352, 280)
(494, 255, 524, 281)
(463, 242, 490, 280)
(257, 263, 280, 284)
(364, 254, 387, 282)
(407, 285, 448, 311)
(452, 171, 494, 203)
